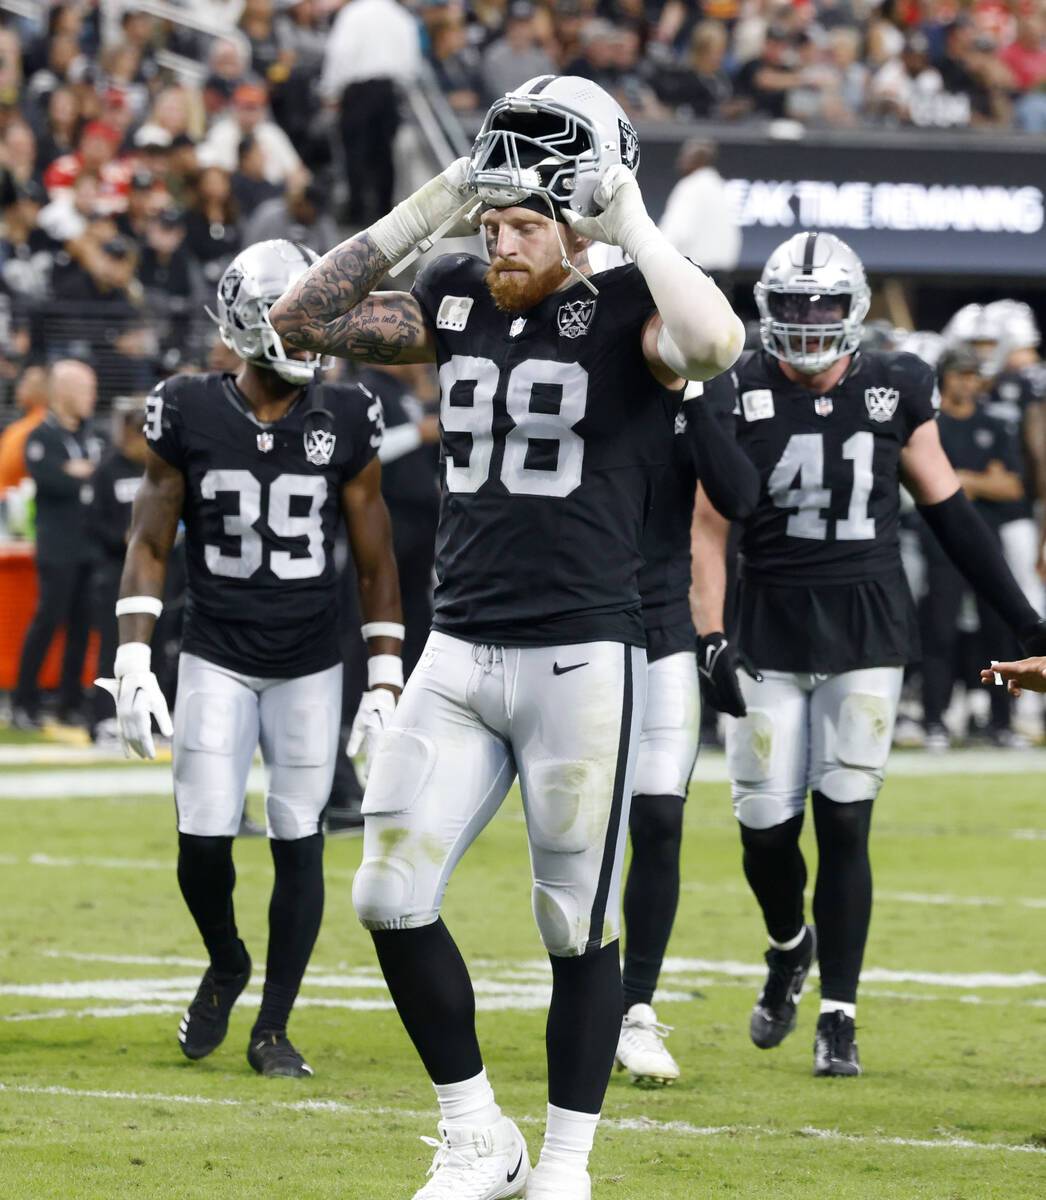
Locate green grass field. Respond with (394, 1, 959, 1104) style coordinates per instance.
(1, 754, 1044, 1199)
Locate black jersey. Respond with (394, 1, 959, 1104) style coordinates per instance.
(937, 406, 1023, 531)
(983, 370, 1038, 522)
(733, 350, 937, 674)
(639, 372, 737, 662)
(88, 449, 143, 564)
(412, 254, 677, 647)
(144, 371, 383, 678)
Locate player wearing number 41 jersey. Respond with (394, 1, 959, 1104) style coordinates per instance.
(100, 239, 402, 1080)
(698, 231, 1046, 1078)
(270, 75, 744, 1200)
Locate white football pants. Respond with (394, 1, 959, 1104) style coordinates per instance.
(632, 650, 700, 799)
(352, 631, 645, 956)
(173, 652, 341, 840)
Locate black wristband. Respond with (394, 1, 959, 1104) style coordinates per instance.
(917, 489, 1040, 638)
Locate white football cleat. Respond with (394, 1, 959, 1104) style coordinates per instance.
(526, 1160, 592, 1200)
(411, 1115, 529, 1199)
(614, 1003, 680, 1087)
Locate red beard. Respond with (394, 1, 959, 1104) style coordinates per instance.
(484, 257, 570, 313)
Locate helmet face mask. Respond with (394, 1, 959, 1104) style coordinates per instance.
(755, 232, 870, 374)
(213, 239, 326, 385)
(468, 75, 639, 218)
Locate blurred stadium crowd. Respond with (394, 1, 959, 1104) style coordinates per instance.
(0, 0, 1045, 755)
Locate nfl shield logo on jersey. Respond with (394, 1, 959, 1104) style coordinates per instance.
(814, 395, 833, 417)
(557, 299, 596, 339)
(865, 386, 899, 423)
(257, 431, 274, 453)
(304, 428, 336, 466)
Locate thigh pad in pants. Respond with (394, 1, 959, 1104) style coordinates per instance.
(173, 653, 259, 838)
(632, 651, 699, 798)
(809, 667, 902, 803)
(726, 671, 810, 830)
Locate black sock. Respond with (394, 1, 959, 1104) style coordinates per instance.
(739, 813, 807, 945)
(371, 920, 483, 1085)
(622, 794, 684, 1010)
(252, 833, 324, 1037)
(812, 791, 873, 1006)
(547, 942, 621, 1113)
(176, 833, 247, 976)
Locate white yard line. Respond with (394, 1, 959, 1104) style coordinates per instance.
(0, 1082, 1042, 1157)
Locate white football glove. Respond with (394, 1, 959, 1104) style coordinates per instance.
(346, 687, 397, 785)
(370, 157, 482, 271)
(94, 642, 173, 760)
(561, 164, 657, 257)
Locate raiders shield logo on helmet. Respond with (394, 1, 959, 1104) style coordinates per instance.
(864, 386, 899, 422)
(557, 299, 596, 339)
(219, 266, 243, 308)
(304, 428, 336, 466)
(618, 118, 640, 171)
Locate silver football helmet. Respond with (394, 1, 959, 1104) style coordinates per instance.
(467, 74, 640, 217)
(212, 239, 324, 385)
(985, 298, 1039, 352)
(898, 329, 946, 369)
(942, 302, 1009, 378)
(755, 232, 871, 374)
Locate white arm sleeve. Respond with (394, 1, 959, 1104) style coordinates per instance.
(377, 423, 423, 464)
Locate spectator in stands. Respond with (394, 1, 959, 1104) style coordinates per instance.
(0, 363, 49, 490)
(11, 359, 101, 730)
(132, 125, 174, 181)
(606, 23, 668, 119)
(563, 19, 619, 91)
(34, 85, 81, 170)
(0, 178, 56, 307)
(429, 9, 485, 113)
(137, 209, 198, 365)
(654, 19, 735, 119)
(937, 20, 1010, 127)
(657, 138, 740, 283)
(203, 37, 250, 120)
(164, 132, 199, 210)
(482, 2, 558, 100)
(867, 30, 950, 126)
(26, 32, 83, 113)
(243, 179, 337, 255)
(826, 26, 869, 122)
(1003, 13, 1046, 91)
(240, 0, 286, 83)
(230, 133, 281, 212)
(198, 81, 304, 186)
(275, 0, 327, 76)
(733, 25, 807, 120)
(2, 119, 40, 190)
(43, 119, 130, 215)
(920, 344, 1025, 750)
(320, 0, 422, 227)
(183, 165, 242, 286)
(116, 170, 165, 247)
(138, 85, 206, 146)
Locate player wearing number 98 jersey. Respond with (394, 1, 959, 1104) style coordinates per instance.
(700, 231, 1046, 1079)
(105, 239, 403, 1080)
(269, 75, 745, 1200)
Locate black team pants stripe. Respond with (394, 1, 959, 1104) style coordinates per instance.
(587, 645, 634, 948)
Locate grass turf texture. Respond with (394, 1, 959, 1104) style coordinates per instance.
(1, 765, 1044, 1198)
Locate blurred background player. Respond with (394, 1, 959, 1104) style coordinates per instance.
(99, 239, 401, 1079)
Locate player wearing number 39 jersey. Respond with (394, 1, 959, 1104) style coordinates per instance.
(270, 76, 744, 1200)
(102, 239, 402, 1080)
(697, 231, 1046, 1079)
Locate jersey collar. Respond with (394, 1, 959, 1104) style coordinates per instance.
(221, 373, 308, 429)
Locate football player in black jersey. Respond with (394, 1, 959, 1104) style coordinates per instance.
(697, 231, 1046, 1078)
(615, 369, 758, 1087)
(271, 75, 743, 1200)
(98, 239, 402, 1079)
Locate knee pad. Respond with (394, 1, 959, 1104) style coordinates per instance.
(361, 729, 437, 817)
(533, 881, 604, 957)
(352, 854, 418, 929)
(525, 759, 614, 854)
(632, 746, 690, 798)
(816, 691, 892, 803)
(734, 790, 802, 831)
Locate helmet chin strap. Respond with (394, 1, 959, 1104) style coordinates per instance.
(540, 192, 598, 296)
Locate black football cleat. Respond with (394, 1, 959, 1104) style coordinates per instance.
(247, 1031, 314, 1078)
(749, 925, 817, 1049)
(178, 948, 251, 1060)
(814, 1010, 862, 1076)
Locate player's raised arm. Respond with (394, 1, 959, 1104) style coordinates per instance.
(269, 160, 482, 365)
(563, 166, 745, 383)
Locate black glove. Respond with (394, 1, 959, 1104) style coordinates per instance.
(697, 633, 747, 718)
(1019, 618, 1046, 656)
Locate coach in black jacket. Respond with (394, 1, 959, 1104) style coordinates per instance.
(12, 360, 103, 727)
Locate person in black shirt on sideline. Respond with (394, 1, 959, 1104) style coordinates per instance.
(270, 75, 743, 1200)
(12, 359, 102, 728)
(99, 239, 401, 1080)
(919, 345, 1025, 749)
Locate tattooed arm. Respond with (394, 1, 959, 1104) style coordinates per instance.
(269, 232, 436, 365)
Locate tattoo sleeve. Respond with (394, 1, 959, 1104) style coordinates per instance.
(268, 232, 433, 364)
